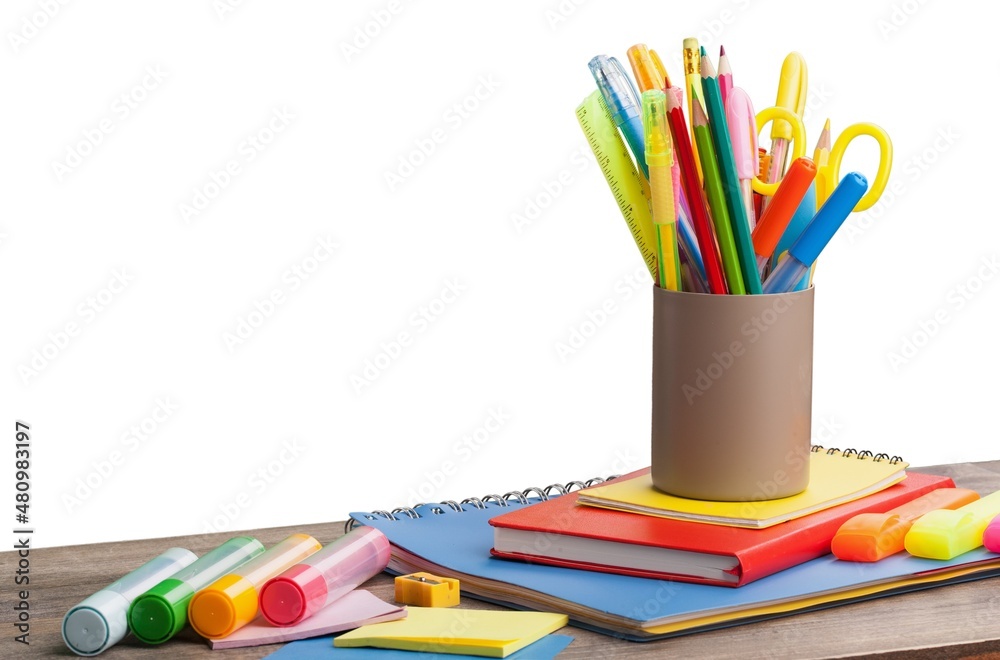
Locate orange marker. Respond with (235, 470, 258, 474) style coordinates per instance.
(751, 157, 816, 275)
(832, 488, 980, 562)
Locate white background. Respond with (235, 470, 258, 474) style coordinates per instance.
(2, 0, 996, 548)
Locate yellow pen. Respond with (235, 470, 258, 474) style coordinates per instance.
(649, 49, 670, 87)
(766, 52, 808, 186)
(682, 38, 704, 182)
(627, 44, 674, 212)
(642, 89, 681, 291)
(627, 44, 662, 93)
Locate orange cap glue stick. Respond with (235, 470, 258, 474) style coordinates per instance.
(188, 533, 320, 639)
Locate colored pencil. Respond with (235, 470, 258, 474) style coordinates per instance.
(665, 86, 728, 294)
(718, 45, 733, 110)
(700, 49, 763, 294)
(692, 94, 744, 294)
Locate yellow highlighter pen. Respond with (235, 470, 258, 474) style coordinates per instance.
(642, 89, 681, 291)
(905, 490, 1000, 560)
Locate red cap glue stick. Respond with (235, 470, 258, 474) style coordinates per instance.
(258, 527, 390, 626)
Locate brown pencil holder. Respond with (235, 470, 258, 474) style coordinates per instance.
(651, 286, 815, 501)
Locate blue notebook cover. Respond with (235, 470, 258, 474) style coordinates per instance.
(352, 499, 1000, 641)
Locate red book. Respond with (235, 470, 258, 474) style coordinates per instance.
(489, 471, 954, 587)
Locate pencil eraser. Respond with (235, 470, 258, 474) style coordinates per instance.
(394, 572, 460, 608)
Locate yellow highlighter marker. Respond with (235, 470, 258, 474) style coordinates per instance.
(642, 89, 681, 291)
(905, 490, 1000, 560)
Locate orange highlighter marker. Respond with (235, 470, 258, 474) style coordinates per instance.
(751, 157, 816, 276)
(188, 533, 321, 639)
(832, 488, 980, 562)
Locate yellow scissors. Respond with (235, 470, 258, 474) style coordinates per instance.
(813, 119, 892, 212)
(752, 109, 892, 213)
(751, 106, 806, 197)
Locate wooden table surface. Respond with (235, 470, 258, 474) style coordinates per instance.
(5, 461, 1000, 659)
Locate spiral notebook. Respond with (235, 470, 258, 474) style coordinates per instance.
(578, 447, 910, 528)
(350, 469, 1000, 641)
(488, 470, 954, 586)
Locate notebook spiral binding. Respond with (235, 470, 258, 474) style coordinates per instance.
(811, 445, 904, 464)
(346, 475, 620, 533)
(346, 449, 904, 532)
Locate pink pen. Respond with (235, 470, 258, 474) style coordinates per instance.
(726, 87, 758, 230)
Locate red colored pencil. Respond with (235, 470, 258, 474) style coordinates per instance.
(665, 85, 728, 294)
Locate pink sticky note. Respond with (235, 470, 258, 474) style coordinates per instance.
(208, 590, 406, 650)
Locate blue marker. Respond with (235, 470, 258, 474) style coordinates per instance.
(773, 183, 817, 261)
(763, 173, 868, 294)
(589, 55, 648, 178)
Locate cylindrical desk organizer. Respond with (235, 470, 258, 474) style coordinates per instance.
(651, 286, 814, 501)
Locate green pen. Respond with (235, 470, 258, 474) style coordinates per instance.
(691, 95, 745, 295)
(699, 49, 763, 294)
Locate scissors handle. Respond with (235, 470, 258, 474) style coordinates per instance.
(825, 123, 893, 213)
(752, 106, 806, 196)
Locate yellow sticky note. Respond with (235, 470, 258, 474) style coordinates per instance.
(334, 607, 568, 658)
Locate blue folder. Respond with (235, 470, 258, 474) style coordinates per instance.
(352, 498, 1000, 641)
(265, 634, 573, 659)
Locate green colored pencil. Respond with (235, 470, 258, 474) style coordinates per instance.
(699, 50, 763, 294)
(691, 95, 745, 295)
